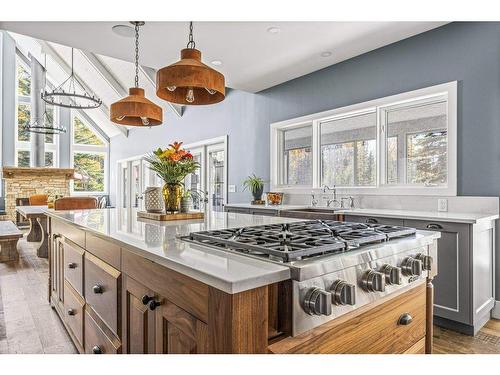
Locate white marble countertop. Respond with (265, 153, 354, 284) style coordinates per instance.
(225, 203, 498, 224)
(46, 208, 300, 294)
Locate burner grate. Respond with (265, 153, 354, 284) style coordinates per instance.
(186, 220, 416, 262)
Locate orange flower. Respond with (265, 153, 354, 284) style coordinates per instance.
(169, 141, 183, 152)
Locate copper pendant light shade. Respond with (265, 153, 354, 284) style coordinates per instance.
(110, 87, 162, 126)
(110, 22, 163, 127)
(156, 22, 225, 105)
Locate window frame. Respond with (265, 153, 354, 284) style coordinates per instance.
(70, 111, 109, 195)
(270, 81, 457, 196)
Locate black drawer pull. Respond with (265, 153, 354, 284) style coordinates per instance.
(141, 295, 154, 305)
(67, 262, 77, 269)
(426, 223, 443, 230)
(92, 284, 103, 294)
(398, 313, 413, 325)
(92, 345, 102, 354)
(366, 218, 378, 224)
(148, 300, 162, 311)
(67, 309, 76, 316)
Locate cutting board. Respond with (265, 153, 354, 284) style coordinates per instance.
(137, 211, 204, 221)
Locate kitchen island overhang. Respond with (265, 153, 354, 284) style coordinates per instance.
(45, 208, 439, 354)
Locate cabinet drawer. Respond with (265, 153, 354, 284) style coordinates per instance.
(86, 234, 121, 270)
(344, 215, 404, 226)
(64, 241, 84, 297)
(84, 252, 121, 336)
(63, 281, 84, 346)
(269, 283, 426, 354)
(85, 310, 120, 354)
(52, 220, 85, 248)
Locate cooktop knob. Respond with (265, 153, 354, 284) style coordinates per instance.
(401, 257, 423, 276)
(330, 280, 356, 306)
(362, 270, 386, 292)
(303, 287, 332, 316)
(381, 264, 402, 285)
(415, 253, 433, 271)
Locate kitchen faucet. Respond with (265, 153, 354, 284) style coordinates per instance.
(322, 185, 340, 208)
(341, 196, 355, 209)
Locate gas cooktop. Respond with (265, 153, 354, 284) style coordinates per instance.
(184, 220, 416, 263)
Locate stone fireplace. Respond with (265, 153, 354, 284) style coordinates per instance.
(2, 167, 75, 221)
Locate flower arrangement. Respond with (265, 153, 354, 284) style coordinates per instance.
(145, 142, 199, 212)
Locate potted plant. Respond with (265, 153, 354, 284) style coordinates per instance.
(145, 142, 199, 213)
(243, 174, 265, 202)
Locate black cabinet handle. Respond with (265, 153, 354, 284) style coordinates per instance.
(398, 313, 413, 325)
(92, 345, 102, 354)
(92, 284, 103, 294)
(366, 218, 378, 224)
(141, 295, 154, 305)
(68, 262, 77, 269)
(67, 309, 76, 316)
(148, 300, 162, 311)
(426, 223, 443, 230)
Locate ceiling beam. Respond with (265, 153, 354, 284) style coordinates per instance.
(79, 51, 128, 97)
(140, 66, 184, 117)
(36, 40, 129, 138)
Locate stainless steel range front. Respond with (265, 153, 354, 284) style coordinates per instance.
(183, 220, 437, 336)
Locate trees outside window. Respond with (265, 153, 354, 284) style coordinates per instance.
(71, 113, 108, 193)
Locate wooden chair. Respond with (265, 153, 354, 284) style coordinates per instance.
(54, 197, 98, 210)
(29, 194, 48, 206)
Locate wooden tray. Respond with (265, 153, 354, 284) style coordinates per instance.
(137, 211, 204, 221)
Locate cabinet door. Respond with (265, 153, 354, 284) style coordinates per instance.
(122, 276, 156, 354)
(344, 215, 404, 226)
(250, 208, 279, 216)
(155, 299, 208, 354)
(51, 235, 65, 310)
(403, 219, 471, 325)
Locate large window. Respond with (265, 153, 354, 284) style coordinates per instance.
(71, 114, 108, 193)
(271, 82, 457, 195)
(15, 54, 59, 167)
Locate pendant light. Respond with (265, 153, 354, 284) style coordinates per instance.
(41, 48, 102, 109)
(110, 22, 163, 127)
(28, 55, 67, 135)
(156, 22, 225, 105)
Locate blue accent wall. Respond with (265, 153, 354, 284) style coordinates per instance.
(110, 22, 500, 201)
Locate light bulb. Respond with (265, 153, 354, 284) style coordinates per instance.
(186, 88, 195, 103)
(140, 117, 150, 126)
(116, 116, 125, 121)
(167, 86, 177, 92)
(205, 88, 216, 95)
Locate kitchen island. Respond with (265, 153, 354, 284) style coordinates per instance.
(46, 208, 439, 354)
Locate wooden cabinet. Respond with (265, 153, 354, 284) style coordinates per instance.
(64, 241, 84, 296)
(122, 276, 156, 354)
(85, 310, 121, 354)
(268, 283, 427, 354)
(122, 275, 208, 354)
(63, 280, 85, 347)
(84, 252, 121, 336)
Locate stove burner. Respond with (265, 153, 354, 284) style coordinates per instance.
(185, 220, 416, 263)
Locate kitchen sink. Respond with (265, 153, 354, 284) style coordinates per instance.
(280, 207, 339, 220)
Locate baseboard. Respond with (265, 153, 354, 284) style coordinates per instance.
(492, 300, 500, 319)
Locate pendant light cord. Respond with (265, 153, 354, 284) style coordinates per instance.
(187, 21, 195, 49)
(135, 23, 140, 88)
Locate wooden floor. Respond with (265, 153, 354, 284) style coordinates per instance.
(0, 235, 499, 354)
(0, 235, 76, 354)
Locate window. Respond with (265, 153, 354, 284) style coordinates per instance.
(320, 112, 376, 187)
(15, 54, 59, 167)
(280, 125, 313, 186)
(271, 81, 457, 196)
(71, 113, 108, 193)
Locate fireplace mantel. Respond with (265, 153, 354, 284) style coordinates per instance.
(2, 167, 76, 179)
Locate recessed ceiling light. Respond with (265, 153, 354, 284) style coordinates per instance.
(211, 60, 223, 66)
(321, 51, 332, 58)
(267, 27, 281, 34)
(112, 24, 135, 38)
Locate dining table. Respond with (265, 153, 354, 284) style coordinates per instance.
(15, 205, 49, 258)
